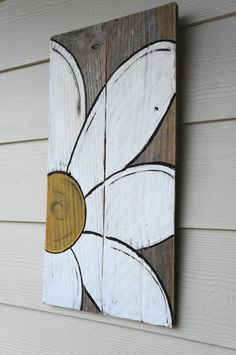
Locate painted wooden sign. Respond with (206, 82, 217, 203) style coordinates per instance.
(43, 3, 177, 327)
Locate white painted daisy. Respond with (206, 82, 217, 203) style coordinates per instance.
(43, 39, 176, 327)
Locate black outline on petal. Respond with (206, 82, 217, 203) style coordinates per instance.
(125, 93, 176, 168)
(105, 236, 173, 325)
(70, 247, 84, 310)
(50, 39, 176, 172)
(85, 162, 175, 199)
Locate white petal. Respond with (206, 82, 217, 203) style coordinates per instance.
(103, 237, 172, 326)
(43, 249, 82, 309)
(48, 40, 86, 173)
(84, 184, 104, 235)
(68, 92, 105, 195)
(72, 232, 103, 310)
(103, 164, 175, 249)
(106, 41, 176, 177)
(67, 41, 175, 192)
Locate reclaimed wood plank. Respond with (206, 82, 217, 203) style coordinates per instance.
(44, 4, 177, 325)
(103, 2, 177, 320)
(48, 25, 107, 313)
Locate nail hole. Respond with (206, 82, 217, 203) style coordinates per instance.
(91, 43, 100, 50)
(154, 106, 159, 111)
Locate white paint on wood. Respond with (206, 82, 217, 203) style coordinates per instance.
(43, 249, 82, 309)
(68, 91, 106, 195)
(85, 186, 104, 235)
(106, 41, 176, 177)
(72, 232, 103, 310)
(69, 41, 175, 191)
(48, 40, 86, 173)
(46, 41, 175, 325)
(103, 164, 175, 248)
(102, 237, 172, 327)
(0, 0, 236, 71)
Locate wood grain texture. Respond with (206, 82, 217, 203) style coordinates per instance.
(1, 304, 235, 355)
(0, 0, 236, 71)
(46, 172, 86, 253)
(104, 4, 176, 318)
(47, 4, 177, 325)
(0, 222, 236, 349)
(52, 23, 106, 112)
(1, 119, 235, 230)
(1, 15, 236, 144)
(50, 22, 107, 314)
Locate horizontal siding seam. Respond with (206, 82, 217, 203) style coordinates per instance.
(0, 301, 235, 352)
(179, 10, 236, 30)
(1, 116, 236, 145)
(0, 137, 48, 146)
(0, 12, 236, 73)
(0, 221, 236, 234)
(0, 59, 49, 74)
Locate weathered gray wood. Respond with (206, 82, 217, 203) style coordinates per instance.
(50, 24, 107, 313)
(104, 2, 177, 315)
(52, 24, 106, 112)
(46, 3, 177, 324)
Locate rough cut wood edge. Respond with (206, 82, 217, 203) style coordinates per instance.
(0, 118, 236, 230)
(0, 0, 236, 71)
(1, 304, 235, 355)
(0, 222, 235, 349)
(1, 16, 235, 144)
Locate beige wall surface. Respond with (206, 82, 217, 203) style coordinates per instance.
(0, 0, 235, 354)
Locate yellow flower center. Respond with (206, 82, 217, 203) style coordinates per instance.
(45, 172, 86, 253)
